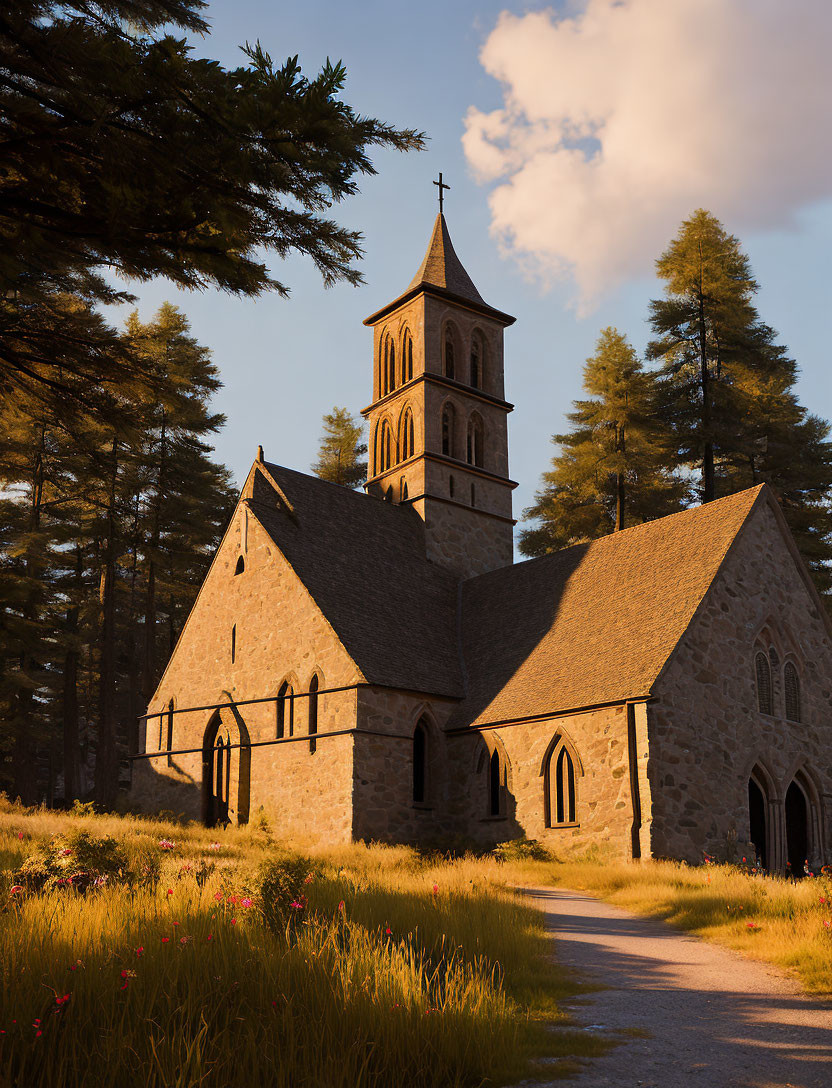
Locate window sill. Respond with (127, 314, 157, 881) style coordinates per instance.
(546, 822, 581, 830)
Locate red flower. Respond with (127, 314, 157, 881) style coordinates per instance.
(166, 888, 174, 896)
(230, 918, 237, 925)
(9, 885, 23, 895)
(432, 884, 438, 896)
(17, 832, 23, 840)
(338, 901, 345, 913)
(136, 946, 144, 957)
(161, 937, 170, 943)
(385, 927, 392, 936)
(214, 892, 223, 901)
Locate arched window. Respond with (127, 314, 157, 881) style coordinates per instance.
(784, 662, 801, 722)
(441, 403, 455, 457)
(403, 330, 414, 382)
(231, 624, 236, 664)
(234, 555, 245, 575)
(488, 749, 506, 817)
(308, 674, 319, 753)
(399, 407, 415, 461)
(413, 719, 428, 803)
(444, 329, 455, 379)
(166, 698, 174, 766)
(376, 418, 393, 472)
(756, 652, 772, 715)
(467, 414, 483, 467)
(277, 681, 294, 739)
(388, 339, 396, 393)
(470, 333, 483, 389)
(544, 736, 580, 827)
(400, 476, 408, 501)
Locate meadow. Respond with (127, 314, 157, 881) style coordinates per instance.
(0, 801, 598, 1088)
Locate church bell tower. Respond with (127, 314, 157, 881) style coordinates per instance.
(362, 202, 516, 578)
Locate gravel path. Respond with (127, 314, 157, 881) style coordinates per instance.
(522, 886, 832, 1088)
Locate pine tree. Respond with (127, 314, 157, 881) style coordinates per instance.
(648, 210, 832, 594)
(520, 328, 686, 556)
(0, 1, 424, 406)
(312, 408, 368, 489)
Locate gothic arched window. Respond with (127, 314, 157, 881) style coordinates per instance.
(308, 673, 319, 753)
(442, 403, 455, 457)
(403, 330, 414, 382)
(166, 698, 174, 766)
(756, 652, 772, 715)
(277, 680, 294, 739)
(388, 339, 396, 393)
(376, 418, 393, 472)
(784, 662, 801, 722)
(544, 738, 578, 826)
(399, 407, 415, 461)
(470, 333, 483, 389)
(444, 329, 455, 380)
(488, 748, 507, 817)
(413, 719, 428, 803)
(467, 414, 484, 467)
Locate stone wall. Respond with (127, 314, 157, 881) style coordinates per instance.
(649, 497, 832, 866)
(412, 496, 513, 579)
(130, 497, 360, 843)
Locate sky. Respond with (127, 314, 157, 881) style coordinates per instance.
(118, 0, 832, 534)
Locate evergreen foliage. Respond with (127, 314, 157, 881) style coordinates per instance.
(520, 328, 686, 555)
(0, 305, 235, 806)
(648, 209, 832, 593)
(312, 407, 368, 489)
(0, 0, 424, 405)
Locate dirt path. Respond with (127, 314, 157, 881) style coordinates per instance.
(522, 886, 832, 1088)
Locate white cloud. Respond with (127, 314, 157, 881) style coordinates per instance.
(464, 0, 832, 307)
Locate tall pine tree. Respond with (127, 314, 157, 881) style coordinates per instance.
(312, 408, 367, 489)
(520, 328, 686, 555)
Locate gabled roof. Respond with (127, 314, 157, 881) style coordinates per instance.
(449, 486, 766, 727)
(247, 463, 462, 697)
(363, 214, 515, 327)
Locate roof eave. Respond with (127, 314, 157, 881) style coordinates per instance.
(363, 283, 515, 328)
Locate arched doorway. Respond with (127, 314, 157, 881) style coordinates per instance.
(202, 709, 250, 827)
(785, 780, 808, 877)
(748, 777, 767, 869)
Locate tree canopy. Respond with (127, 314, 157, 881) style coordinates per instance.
(312, 407, 367, 490)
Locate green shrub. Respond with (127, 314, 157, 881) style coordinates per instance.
(15, 830, 129, 892)
(256, 854, 313, 931)
(70, 799, 96, 818)
(493, 838, 552, 863)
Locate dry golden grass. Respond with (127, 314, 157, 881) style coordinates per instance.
(0, 802, 604, 1088)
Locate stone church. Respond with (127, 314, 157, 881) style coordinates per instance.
(130, 212, 832, 871)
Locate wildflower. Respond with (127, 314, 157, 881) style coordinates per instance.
(161, 937, 170, 944)
(58, 847, 73, 857)
(241, 897, 253, 908)
(230, 918, 237, 925)
(338, 901, 345, 913)
(173, 921, 180, 927)
(136, 946, 144, 958)
(820, 897, 827, 905)
(746, 922, 760, 931)
(432, 884, 438, 896)
(55, 994, 71, 1007)
(209, 842, 221, 851)
(35, 1030, 42, 1037)
(228, 895, 238, 905)
(385, 927, 392, 936)
(214, 892, 224, 901)
(159, 839, 176, 851)
(207, 934, 213, 941)
(304, 873, 314, 884)
(120, 969, 136, 980)
(18, 831, 24, 839)
(179, 936, 192, 945)
(9, 885, 23, 895)
(166, 888, 174, 896)
(824, 920, 831, 930)
(289, 900, 304, 911)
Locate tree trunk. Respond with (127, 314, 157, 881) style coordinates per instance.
(95, 436, 119, 808)
(698, 243, 715, 502)
(142, 410, 166, 702)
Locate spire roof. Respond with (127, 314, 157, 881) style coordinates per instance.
(364, 214, 514, 327)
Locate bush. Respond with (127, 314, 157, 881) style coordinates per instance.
(493, 838, 552, 863)
(256, 855, 313, 932)
(15, 830, 129, 892)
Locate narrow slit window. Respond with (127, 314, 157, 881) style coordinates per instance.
(784, 662, 801, 722)
(308, 674, 319, 753)
(277, 681, 294, 739)
(166, 699, 174, 765)
(444, 332, 455, 379)
(756, 652, 772, 715)
(231, 624, 236, 664)
(413, 720, 427, 803)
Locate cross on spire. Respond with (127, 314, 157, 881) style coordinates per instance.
(433, 172, 450, 215)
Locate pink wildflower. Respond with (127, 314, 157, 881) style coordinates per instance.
(432, 884, 438, 896)
(207, 934, 213, 941)
(241, 898, 253, 908)
(209, 842, 221, 851)
(158, 839, 176, 851)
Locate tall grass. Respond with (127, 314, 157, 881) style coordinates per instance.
(0, 803, 595, 1088)
(495, 854, 832, 997)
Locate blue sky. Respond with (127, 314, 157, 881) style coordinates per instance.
(118, 1, 832, 529)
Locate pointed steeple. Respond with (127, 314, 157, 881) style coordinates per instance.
(405, 213, 486, 304)
(364, 214, 514, 328)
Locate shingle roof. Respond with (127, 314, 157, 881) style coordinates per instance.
(249, 464, 462, 697)
(450, 486, 765, 727)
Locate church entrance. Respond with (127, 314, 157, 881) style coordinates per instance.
(202, 710, 250, 827)
(748, 777, 768, 869)
(785, 780, 808, 878)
